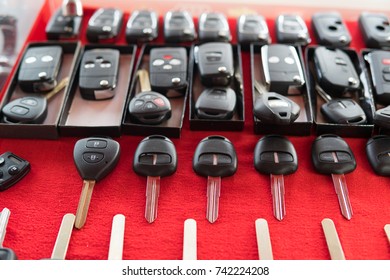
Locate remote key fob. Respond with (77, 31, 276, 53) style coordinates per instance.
(365, 50, 390, 105)
(359, 12, 390, 49)
(198, 12, 231, 42)
(311, 12, 351, 47)
(164, 10, 196, 42)
(125, 10, 158, 43)
(149, 47, 187, 93)
(0, 152, 30, 191)
(374, 105, 390, 129)
(195, 87, 236, 119)
(321, 99, 367, 124)
(18, 46, 62, 93)
(86, 8, 123, 42)
(45, 7, 82, 40)
(261, 44, 305, 94)
(79, 49, 120, 100)
(237, 14, 270, 45)
(2, 96, 47, 124)
(366, 135, 390, 176)
(276, 14, 310, 45)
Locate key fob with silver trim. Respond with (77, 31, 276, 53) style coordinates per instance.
(311, 12, 351, 47)
(86, 8, 123, 42)
(276, 14, 310, 45)
(359, 12, 390, 49)
(237, 14, 270, 45)
(164, 10, 196, 42)
(125, 10, 158, 43)
(45, 7, 82, 40)
(198, 12, 231, 42)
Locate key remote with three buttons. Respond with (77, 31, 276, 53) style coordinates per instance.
(0, 152, 30, 191)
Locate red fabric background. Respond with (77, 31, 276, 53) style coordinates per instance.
(0, 3, 389, 260)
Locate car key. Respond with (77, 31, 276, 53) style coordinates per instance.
(0, 208, 17, 260)
(195, 42, 234, 87)
(195, 87, 236, 120)
(254, 135, 298, 221)
(237, 14, 270, 45)
(198, 12, 231, 42)
(86, 8, 123, 42)
(193, 136, 237, 223)
(366, 135, 390, 176)
(45, 7, 82, 40)
(311, 134, 356, 220)
(125, 10, 158, 43)
(79, 48, 120, 100)
(133, 135, 177, 223)
(49, 213, 75, 259)
(73, 137, 120, 229)
(255, 218, 273, 260)
(129, 69, 171, 124)
(374, 106, 390, 129)
(2, 77, 69, 124)
(311, 12, 352, 47)
(108, 214, 125, 260)
(365, 50, 390, 105)
(164, 10, 196, 42)
(149, 47, 188, 93)
(18, 46, 63, 93)
(275, 14, 311, 45)
(0, 152, 30, 192)
(261, 44, 305, 94)
(359, 12, 390, 49)
(182, 219, 197, 260)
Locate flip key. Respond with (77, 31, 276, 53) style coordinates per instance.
(366, 135, 390, 176)
(276, 14, 311, 45)
(125, 10, 158, 43)
(359, 12, 390, 49)
(237, 14, 270, 45)
(164, 10, 196, 42)
(374, 105, 390, 129)
(0, 152, 30, 192)
(86, 8, 123, 42)
(198, 12, 231, 42)
(365, 50, 390, 105)
(45, 7, 82, 40)
(0, 208, 17, 260)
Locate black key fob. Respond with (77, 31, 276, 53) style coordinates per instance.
(276, 14, 310, 45)
(129, 92, 171, 125)
(79, 49, 120, 100)
(195, 87, 236, 120)
(198, 12, 231, 42)
(45, 8, 82, 40)
(125, 10, 158, 43)
(311, 12, 351, 47)
(374, 105, 390, 129)
(359, 12, 390, 49)
(366, 135, 390, 176)
(321, 99, 367, 124)
(86, 8, 123, 42)
(0, 152, 30, 191)
(0, 248, 17, 260)
(2, 96, 47, 124)
(17, 46, 62, 93)
(313, 47, 360, 97)
(164, 10, 196, 42)
(365, 50, 390, 105)
(261, 44, 305, 94)
(237, 14, 270, 45)
(195, 42, 234, 87)
(149, 47, 187, 93)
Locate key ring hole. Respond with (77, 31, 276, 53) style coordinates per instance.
(328, 25, 338, 31)
(376, 25, 386, 31)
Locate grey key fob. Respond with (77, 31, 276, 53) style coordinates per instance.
(366, 135, 390, 176)
(195, 87, 236, 119)
(198, 12, 231, 42)
(86, 8, 123, 42)
(0, 151, 30, 191)
(17, 46, 62, 93)
(374, 105, 390, 129)
(237, 14, 270, 45)
(2, 96, 47, 124)
(261, 44, 305, 94)
(164, 10, 196, 42)
(321, 99, 367, 124)
(195, 42, 234, 87)
(79, 49, 120, 100)
(45, 8, 82, 40)
(366, 50, 390, 105)
(359, 12, 390, 49)
(311, 12, 351, 47)
(276, 14, 310, 45)
(125, 10, 158, 43)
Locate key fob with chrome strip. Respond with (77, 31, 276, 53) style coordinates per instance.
(365, 50, 390, 105)
(125, 10, 158, 43)
(86, 8, 123, 42)
(359, 12, 390, 49)
(164, 10, 196, 42)
(237, 14, 270, 45)
(276, 14, 310, 45)
(45, 7, 82, 40)
(198, 12, 231, 42)
(311, 12, 351, 47)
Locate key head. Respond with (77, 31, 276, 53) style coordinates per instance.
(164, 10, 196, 43)
(193, 135, 237, 177)
(254, 135, 298, 175)
(73, 137, 120, 181)
(86, 8, 123, 42)
(2, 96, 47, 124)
(125, 10, 158, 43)
(374, 105, 390, 129)
(320, 99, 367, 124)
(366, 135, 390, 176)
(133, 135, 177, 177)
(0, 248, 17, 260)
(198, 12, 231, 42)
(237, 14, 270, 45)
(195, 87, 236, 120)
(276, 14, 311, 46)
(311, 134, 356, 175)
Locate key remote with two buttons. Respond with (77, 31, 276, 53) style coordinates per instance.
(0, 152, 30, 192)
(359, 12, 390, 49)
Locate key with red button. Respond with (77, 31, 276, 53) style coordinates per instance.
(0, 152, 30, 191)
(366, 50, 390, 105)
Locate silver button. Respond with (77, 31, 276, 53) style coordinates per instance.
(169, 59, 181, 66)
(25, 56, 36, 64)
(268, 56, 280, 64)
(102, 26, 112, 32)
(38, 72, 47, 79)
(41, 55, 54, 62)
(284, 57, 295, 65)
(100, 80, 109, 87)
(163, 64, 172, 70)
(152, 59, 165, 66)
(84, 62, 95, 69)
(171, 77, 181, 84)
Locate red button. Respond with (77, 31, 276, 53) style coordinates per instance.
(153, 98, 165, 107)
(382, 58, 390, 65)
(163, 55, 173, 60)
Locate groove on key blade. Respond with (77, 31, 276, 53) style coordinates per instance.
(206, 154, 221, 223)
(270, 174, 285, 221)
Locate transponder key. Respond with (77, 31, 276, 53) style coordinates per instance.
(311, 134, 356, 220)
(193, 136, 237, 223)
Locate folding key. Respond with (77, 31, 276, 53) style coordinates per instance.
(276, 14, 311, 46)
(0, 208, 17, 260)
(237, 14, 270, 45)
(193, 136, 237, 223)
(198, 12, 231, 42)
(311, 12, 351, 47)
(254, 135, 298, 221)
(312, 135, 356, 220)
(164, 10, 196, 43)
(133, 135, 177, 223)
(366, 135, 390, 176)
(73, 137, 120, 229)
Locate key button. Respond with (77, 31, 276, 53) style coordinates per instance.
(277, 152, 293, 163)
(86, 140, 107, 149)
(336, 152, 352, 162)
(8, 166, 19, 175)
(10, 106, 29, 115)
(383, 73, 390, 82)
(21, 98, 39, 106)
(83, 152, 104, 163)
(156, 154, 172, 164)
(319, 152, 335, 162)
(383, 66, 390, 73)
(169, 59, 181, 65)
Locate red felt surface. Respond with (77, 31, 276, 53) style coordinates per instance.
(0, 2, 390, 260)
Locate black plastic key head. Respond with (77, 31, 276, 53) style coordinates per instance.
(254, 135, 298, 175)
(193, 136, 237, 177)
(2, 96, 47, 124)
(311, 134, 356, 175)
(133, 135, 177, 177)
(366, 135, 390, 176)
(0, 248, 17, 260)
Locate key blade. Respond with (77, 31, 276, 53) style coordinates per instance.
(75, 180, 96, 229)
(0, 208, 11, 247)
(270, 174, 286, 221)
(385, 224, 390, 244)
(331, 173, 353, 220)
(51, 213, 75, 260)
(321, 218, 346, 260)
(182, 219, 197, 260)
(145, 176, 160, 223)
(255, 218, 274, 260)
(206, 176, 221, 223)
(108, 214, 126, 260)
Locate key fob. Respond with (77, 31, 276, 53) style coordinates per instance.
(78, 49, 120, 100)
(237, 14, 270, 45)
(129, 91, 171, 124)
(164, 10, 196, 42)
(0, 152, 30, 191)
(366, 135, 390, 176)
(45, 7, 82, 40)
(276, 14, 310, 45)
(149, 47, 188, 93)
(195, 42, 234, 87)
(2, 96, 47, 124)
(195, 87, 236, 120)
(0, 248, 17, 260)
(311, 12, 352, 47)
(18, 46, 62, 93)
(261, 44, 305, 94)
(359, 12, 390, 49)
(311, 134, 356, 175)
(321, 99, 367, 124)
(374, 105, 390, 129)
(365, 50, 390, 105)
(125, 10, 158, 43)
(313, 47, 360, 97)
(86, 8, 123, 42)
(198, 12, 231, 42)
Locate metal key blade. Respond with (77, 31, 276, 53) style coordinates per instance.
(331, 174, 353, 220)
(270, 174, 286, 221)
(108, 214, 125, 260)
(321, 218, 346, 260)
(255, 218, 274, 260)
(182, 219, 197, 260)
(206, 176, 221, 223)
(75, 179, 96, 229)
(145, 176, 160, 223)
(0, 208, 11, 247)
(385, 225, 390, 244)
(51, 213, 75, 260)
